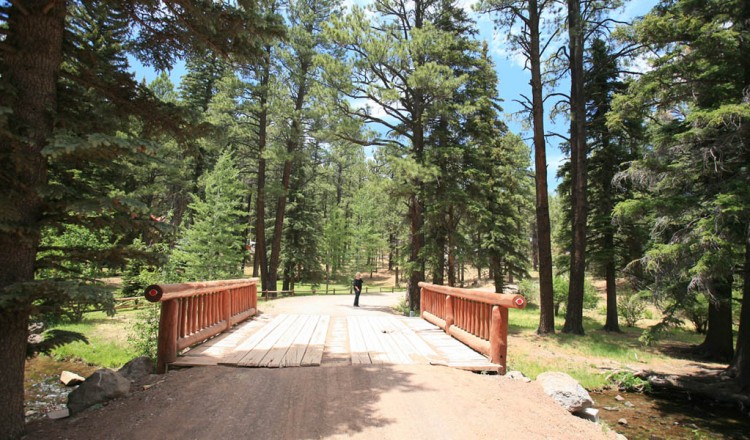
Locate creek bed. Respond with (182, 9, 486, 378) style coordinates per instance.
(592, 388, 750, 439)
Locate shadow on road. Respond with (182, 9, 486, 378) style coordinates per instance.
(24, 364, 433, 439)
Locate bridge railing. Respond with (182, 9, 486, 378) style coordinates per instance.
(418, 282, 526, 374)
(144, 278, 259, 373)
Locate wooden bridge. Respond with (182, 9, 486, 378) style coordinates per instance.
(144, 279, 526, 374)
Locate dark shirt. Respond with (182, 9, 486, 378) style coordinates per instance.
(353, 278, 363, 292)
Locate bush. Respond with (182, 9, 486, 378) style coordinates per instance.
(680, 294, 708, 334)
(619, 290, 648, 327)
(552, 275, 599, 316)
(606, 371, 651, 393)
(517, 278, 539, 304)
(128, 304, 161, 359)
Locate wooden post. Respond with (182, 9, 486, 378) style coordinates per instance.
(156, 300, 180, 374)
(223, 288, 233, 331)
(489, 305, 509, 373)
(420, 287, 424, 317)
(445, 295, 454, 331)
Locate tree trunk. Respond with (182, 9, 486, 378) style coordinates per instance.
(563, 0, 587, 336)
(602, 258, 621, 332)
(490, 255, 503, 293)
(268, 59, 311, 292)
(407, 192, 425, 310)
(388, 233, 395, 270)
(699, 276, 735, 362)
(528, 0, 555, 334)
(253, 45, 272, 290)
(0, 2, 66, 437)
(432, 231, 446, 285)
(729, 232, 750, 390)
(531, 223, 539, 271)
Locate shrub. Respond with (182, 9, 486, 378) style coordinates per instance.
(551, 275, 599, 316)
(680, 294, 708, 334)
(619, 290, 648, 327)
(128, 304, 160, 359)
(606, 371, 651, 392)
(517, 278, 539, 304)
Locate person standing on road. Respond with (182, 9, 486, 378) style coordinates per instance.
(353, 272, 363, 307)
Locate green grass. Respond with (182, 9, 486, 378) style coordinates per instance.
(505, 299, 709, 389)
(49, 311, 139, 369)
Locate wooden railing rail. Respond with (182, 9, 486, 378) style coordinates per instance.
(144, 278, 259, 373)
(418, 282, 526, 374)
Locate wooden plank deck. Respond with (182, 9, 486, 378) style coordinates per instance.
(173, 313, 499, 371)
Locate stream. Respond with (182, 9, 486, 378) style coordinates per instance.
(592, 388, 750, 439)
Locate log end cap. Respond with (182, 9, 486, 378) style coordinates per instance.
(144, 285, 163, 302)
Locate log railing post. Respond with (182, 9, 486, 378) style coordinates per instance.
(445, 295, 454, 331)
(223, 288, 233, 331)
(489, 305, 509, 373)
(156, 299, 179, 374)
(420, 286, 424, 318)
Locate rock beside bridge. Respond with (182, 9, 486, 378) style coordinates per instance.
(536, 371, 594, 413)
(67, 369, 131, 415)
(118, 356, 154, 384)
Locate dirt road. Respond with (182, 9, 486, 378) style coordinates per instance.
(24, 292, 615, 440)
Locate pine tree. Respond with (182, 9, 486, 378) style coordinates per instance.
(172, 152, 246, 280)
(613, 0, 750, 370)
(0, 1, 284, 435)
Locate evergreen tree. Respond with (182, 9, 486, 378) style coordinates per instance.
(172, 152, 246, 280)
(613, 0, 750, 371)
(0, 1, 283, 435)
(476, 0, 557, 333)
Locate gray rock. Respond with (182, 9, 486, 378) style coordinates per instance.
(67, 369, 130, 414)
(574, 407, 599, 423)
(536, 372, 594, 413)
(615, 394, 625, 401)
(118, 356, 154, 383)
(47, 408, 70, 420)
(624, 401, 635, 408)
(618, 418, 628, 425)
(60, 371, 85, 386)
(505, 371, 531, 382)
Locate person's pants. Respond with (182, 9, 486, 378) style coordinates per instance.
(354, 290, 360, 306)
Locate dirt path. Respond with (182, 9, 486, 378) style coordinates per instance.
(24, 292, 616, 440)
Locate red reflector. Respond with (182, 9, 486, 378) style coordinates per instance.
(149, 289, 158, 296)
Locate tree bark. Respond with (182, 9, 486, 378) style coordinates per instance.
(253, 45, 272, 290)
(490, 255, 503, 293)
(432, 231, 446, 285)
(699, 276, 735, 362)
(729, 232, 750, 390)
(267, 58, 311, 292)
(528, 0, 555, 334)
(407, 192, 425, 310)
(563, 0, 587, 336)
(602, 258, 621, 332)
(0, 2, 66, 437)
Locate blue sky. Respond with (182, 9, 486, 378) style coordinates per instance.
(130, 0, 658, 193)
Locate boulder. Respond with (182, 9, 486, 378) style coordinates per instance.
(47, 408, 70, 420)
(118, 356, 154, 383)
(67, 369, 131, 414)
(536, 371, 594, 413)
(60, 371, 85, 386)
(574, 407, 599, 423)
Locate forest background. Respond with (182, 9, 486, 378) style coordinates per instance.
(2, 0, 750, 438)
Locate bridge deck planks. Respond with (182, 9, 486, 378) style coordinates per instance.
(172, 313, 498, 371)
